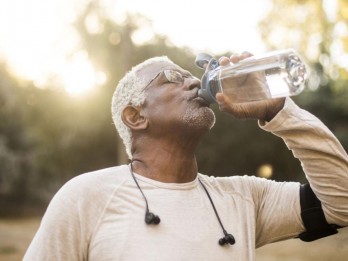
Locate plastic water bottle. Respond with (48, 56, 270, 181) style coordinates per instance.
(195, 49, 307, 104)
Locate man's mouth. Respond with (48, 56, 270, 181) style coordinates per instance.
(187, 89, 211, 107)
(192, 96, 211, 107)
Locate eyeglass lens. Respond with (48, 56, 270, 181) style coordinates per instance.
(163, 70, 185, 84)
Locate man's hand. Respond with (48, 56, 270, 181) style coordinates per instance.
(216, 52, 285, 122)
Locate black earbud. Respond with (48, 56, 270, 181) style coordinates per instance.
(219, 233, 235, 246)
(145, 211, 161, 225)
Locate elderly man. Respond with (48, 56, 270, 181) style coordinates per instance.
(24, 53, 348, 260)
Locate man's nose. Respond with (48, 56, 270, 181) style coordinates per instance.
(185, 77, 200, 90)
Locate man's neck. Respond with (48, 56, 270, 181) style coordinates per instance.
(131, 138, 199, 183)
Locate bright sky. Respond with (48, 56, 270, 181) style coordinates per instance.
(0, 0, 271, 95)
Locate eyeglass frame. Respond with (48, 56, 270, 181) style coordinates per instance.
(141, 69, 196, 91)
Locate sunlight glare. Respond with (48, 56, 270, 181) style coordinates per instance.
(60, 51, 106, 96)
(103, 0, 272, 54)
(0, 0, 272, 94)
(0, 0, 98, 95)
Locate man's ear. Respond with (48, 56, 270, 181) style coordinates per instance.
(121, 105, 148, 130)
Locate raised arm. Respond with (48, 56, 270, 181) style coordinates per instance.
(260, 97, 348, 227)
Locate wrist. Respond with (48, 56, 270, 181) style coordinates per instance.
(262, 98, 286, 122)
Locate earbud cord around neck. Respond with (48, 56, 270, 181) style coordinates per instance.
(129, 161, 235, 245)
(130, 161, 161, 225)
(198, 179, 235, 245)
(130, 161, 151, 214)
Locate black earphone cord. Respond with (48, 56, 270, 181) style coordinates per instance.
(129, 162, 235, 245)
(198, 179, 235, 245)
(130, 162, 160, 225)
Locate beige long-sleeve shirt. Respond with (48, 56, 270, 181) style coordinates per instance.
(23, 98, 348, 261)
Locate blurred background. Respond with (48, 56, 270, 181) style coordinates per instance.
(0, 0, 347, 260)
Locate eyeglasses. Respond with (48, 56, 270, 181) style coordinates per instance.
(143, 69, 194, 90)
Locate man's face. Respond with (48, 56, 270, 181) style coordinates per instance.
(138, 61, 216, 135)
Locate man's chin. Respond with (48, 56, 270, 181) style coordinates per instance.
(183, 107, 216, 130)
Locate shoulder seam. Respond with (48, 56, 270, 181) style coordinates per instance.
(87, 176, 130, 249)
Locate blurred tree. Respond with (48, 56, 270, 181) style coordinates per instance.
(0, 65, 40, 212)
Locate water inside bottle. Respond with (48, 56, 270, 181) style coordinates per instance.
(198, 49, 308, 104)
(212, 52, 307, 103)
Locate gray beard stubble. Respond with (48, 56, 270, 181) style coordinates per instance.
(182, 107, 216, 130)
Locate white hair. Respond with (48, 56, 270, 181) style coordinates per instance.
(111, 56, 175, 159)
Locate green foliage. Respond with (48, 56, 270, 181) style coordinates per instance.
(0, 67, 119, 208)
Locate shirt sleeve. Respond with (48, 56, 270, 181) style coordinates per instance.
(243, 176, 303, 247)
(23, 172, 111, 261)
(23, 179, 86, 261)
(259, 97, 348, 227)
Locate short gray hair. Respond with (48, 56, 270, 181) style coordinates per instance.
(111, 56, 175, 159)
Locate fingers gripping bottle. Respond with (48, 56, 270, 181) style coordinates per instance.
(195, 49, 308, 104)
